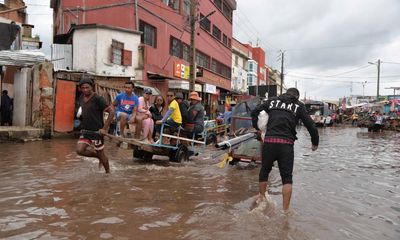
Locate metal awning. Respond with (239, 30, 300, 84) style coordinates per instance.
(147, 71, 174, 80)
(135, 83, 161, 96)
(0, 50, 45, 67)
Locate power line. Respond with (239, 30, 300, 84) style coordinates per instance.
(235, 8, 278, 51)
(285, 42, 389, 51)
(288, 65, 372, 78)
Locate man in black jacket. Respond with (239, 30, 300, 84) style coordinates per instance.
(251, 88, 319, 211)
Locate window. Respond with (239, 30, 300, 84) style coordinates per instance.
(222, 2, 232, 21)
(111, 39, 124, 65)
(169, 36, 190, 62)
(170, 36, 182, 58)
(248, 74, 257, 86)
(183, 43, 190, 62)
(183, 0, 190, 15)
(214, 0, 222, 10)
(211, 59, 231, 79)
(248, 61, 257, 72)
(242, 59, 247, 69)
(139, 20, 157, 48)
(196, 51, 210, 69)
(234, 55, 238, 66)
(222, 34, 228, 46)
(199, 13, 211, 32)
(111, 40, 132, 66)
(163, 0, 179, 11)
(228, 38, 231, 48)
(212, 25, 221, 41)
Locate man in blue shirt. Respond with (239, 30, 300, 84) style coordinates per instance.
(113, 81, 139, 137)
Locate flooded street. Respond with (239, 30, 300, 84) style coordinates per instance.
(0, 127, 399, 240)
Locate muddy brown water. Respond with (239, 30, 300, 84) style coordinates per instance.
(0, 127, 399, 240)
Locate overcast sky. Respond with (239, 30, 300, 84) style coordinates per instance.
(234, 0, 400, 100)
(19, 0, 400, 100)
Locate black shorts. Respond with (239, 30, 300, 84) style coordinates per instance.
(259, 143, 294, 185)
(78, 130, 104, 151)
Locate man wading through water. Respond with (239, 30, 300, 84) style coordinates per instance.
(76, 79, 115, 173)
(251, 88, 319, 211)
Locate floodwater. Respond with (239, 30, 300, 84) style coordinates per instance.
(0, 127, 399, 240)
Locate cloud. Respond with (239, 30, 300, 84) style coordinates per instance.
(233, 0, 400, 99)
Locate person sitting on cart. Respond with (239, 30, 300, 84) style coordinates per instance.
(112, 81, 139, 138)
(150, 95, 165, 140)
(155, 91, 182, 133)
(175, 92, 189, 127)
(184, 92, 205, 138)
(138, 88, 154, 143)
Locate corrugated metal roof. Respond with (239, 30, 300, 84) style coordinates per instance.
(0, 50, 45, 66)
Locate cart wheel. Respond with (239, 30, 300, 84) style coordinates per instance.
(229, 157, 240, 166)
(143, 152, 153, 161)
(206, 133, 217, 145)
(133, 146, 144, 159)
(169, 145, 189, 163)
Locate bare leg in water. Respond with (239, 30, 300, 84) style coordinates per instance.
(257, 182, 292, 211)
(257, 181, 268, 203)
(76, 143, 110, 173)
(119, 113, 128, 137)
(96, 149, 110, 173)
(282, 184, 292, 211)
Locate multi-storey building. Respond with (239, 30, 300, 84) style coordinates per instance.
(51, 0, 237, 114)
(247, 59, 258, 87)
(244, 44, 266, 87)
(231, 38, 251, 94)
(268, 67, 283, 95)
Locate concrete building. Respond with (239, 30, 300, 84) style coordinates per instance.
(70, 24, 140, 78)
(268, 67, 283, 95)
(244, 44, 267, 87)
(231, 38, 251, 94)
(0, 0, 27, 24)
(51, 0, 237, 118)
(247, 60, 258, 87)
(0, 0, 49, 141)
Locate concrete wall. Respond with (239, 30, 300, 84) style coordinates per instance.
(13, 68, 30, 126)
(31, 62, 54, 136)
(95, 28, 140, 77)
(72, 27, 140, 77)
(72, 28, 97, 73)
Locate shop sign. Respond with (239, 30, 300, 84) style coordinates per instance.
(169, 80, 202, 92)
(174, 62, 190, 79)
(204, 83, 217, 94)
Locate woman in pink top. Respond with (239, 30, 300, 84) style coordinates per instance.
(138, 88, 154, 143)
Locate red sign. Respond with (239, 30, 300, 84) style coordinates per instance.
(174, 62, 181, 78)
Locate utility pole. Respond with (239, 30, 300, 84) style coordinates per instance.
(361, 81, 367, 98)
(369, 59, 381, 100)
(280, 51, 285, 95)
(377, 59, 381, 100)
(189, 0, 198, 92)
